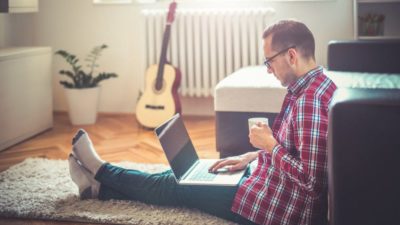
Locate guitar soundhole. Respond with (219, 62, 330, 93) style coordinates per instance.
(152, 79, 166, 94)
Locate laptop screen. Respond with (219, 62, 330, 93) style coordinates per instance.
(155, 114, 199, 180)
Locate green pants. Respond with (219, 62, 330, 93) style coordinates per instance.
(95, 163, 257, 225)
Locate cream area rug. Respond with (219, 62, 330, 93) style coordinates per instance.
(0, 158, 235, 225)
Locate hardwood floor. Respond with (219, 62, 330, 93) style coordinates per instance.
(0, 112, 218, 225)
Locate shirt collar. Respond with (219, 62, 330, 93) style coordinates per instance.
(288, 66, 323, 95)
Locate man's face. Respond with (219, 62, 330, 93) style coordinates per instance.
(263, 36, 296, 87)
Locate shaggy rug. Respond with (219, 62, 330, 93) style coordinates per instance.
(0, 158, 235, 225)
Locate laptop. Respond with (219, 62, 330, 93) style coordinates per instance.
(154, 113, 246, 186)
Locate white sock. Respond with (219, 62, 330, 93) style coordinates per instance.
(71, 129, 104, 174)
(68, 154, 100, 199)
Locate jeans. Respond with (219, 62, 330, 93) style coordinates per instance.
(95, 163, 257, 225)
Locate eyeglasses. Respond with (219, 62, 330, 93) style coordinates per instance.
(264, 46, 296, 69)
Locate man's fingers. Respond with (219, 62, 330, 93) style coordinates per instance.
(210, 159, 223, 169)
(209, 159, 231, 172)
(210, 159, 237, 172)
(211, 160, 230, 172)
(209, 159, 225, 172)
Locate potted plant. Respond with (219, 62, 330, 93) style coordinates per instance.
(55, 44, 118, 125)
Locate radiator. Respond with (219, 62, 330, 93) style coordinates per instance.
(142, 8, 275, 97)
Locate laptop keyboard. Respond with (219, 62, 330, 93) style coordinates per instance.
(187, 162, 217, 181)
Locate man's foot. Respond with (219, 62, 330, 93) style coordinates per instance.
(68, 154, 100, 199)
(71, 129, 104, 174)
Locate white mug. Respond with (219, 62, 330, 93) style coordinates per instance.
(248, 117, 269, 131)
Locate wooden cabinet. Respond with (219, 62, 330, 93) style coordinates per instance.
(0, 0, 38, 13)
(354, 0, 400, 40)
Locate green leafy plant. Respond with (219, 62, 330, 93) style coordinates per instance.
(55, 44, 118, 88)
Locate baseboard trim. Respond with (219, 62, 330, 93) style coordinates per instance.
(53, 111, 214, 119)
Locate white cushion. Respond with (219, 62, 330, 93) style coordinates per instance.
(214, 66, 285, 113)
(215, 66, 400, 113)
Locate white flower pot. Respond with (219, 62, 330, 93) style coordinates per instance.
(64, 87, 100, 125)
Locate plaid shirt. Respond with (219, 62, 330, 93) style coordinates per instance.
(232, 66, 337, 225)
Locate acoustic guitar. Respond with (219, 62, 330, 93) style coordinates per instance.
(136, 1, 181, 128)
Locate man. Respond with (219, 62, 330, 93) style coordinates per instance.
(69, 19, 337, 225)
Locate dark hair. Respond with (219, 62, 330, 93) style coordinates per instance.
(262, 20, 315, 60)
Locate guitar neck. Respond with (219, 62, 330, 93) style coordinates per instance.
(155, 1, 177, 90)
(156, 25, 172, 83)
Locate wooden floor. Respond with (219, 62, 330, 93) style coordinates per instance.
(0, 112, 218, 225)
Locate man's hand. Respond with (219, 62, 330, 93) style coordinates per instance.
(249, 122, 278, 153)
(209, 152, 259, 173)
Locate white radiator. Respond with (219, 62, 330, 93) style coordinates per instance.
(142, 8, 275, 97)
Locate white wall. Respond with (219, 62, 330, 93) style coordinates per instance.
(0, 15, 4, 47)
(5, 0, 354, 115)
(0, 14, 10, 48)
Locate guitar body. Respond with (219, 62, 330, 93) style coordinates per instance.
(136, 64, 181, 128)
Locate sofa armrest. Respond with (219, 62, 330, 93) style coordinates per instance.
(328, 88, 400, 225)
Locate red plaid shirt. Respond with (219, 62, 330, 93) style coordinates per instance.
(232, 67, 337, 225)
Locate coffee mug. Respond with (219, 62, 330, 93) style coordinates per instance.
(248, 117, 269, 131)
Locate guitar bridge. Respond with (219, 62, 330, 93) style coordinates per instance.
(145, 105, 165, 110)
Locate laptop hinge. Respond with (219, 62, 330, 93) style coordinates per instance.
(179, 160, 200, 181)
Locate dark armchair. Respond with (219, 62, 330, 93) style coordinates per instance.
(328, 88, 400, 225)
